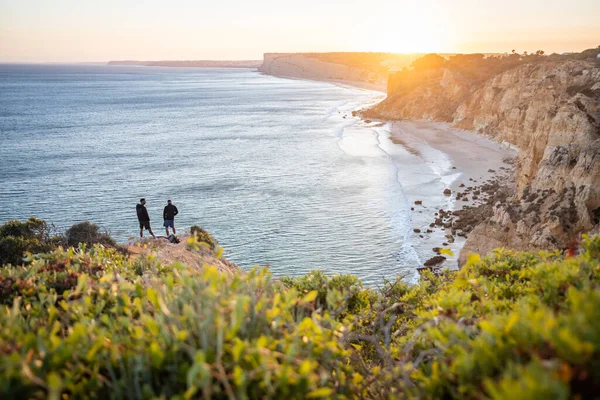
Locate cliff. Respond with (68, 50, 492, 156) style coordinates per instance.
(458, 60, 600, 260)
(365, 53, 600, 261)
(259, 53, 390, 91)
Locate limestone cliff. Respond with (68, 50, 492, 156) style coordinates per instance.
(458, 60, 600, 260)
(366, 56, 600, 261)
(367, 68, 472, 121)
(259, 53, 390, 91)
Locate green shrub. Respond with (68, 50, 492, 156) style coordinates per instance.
(65, 221, 117, 248)
(0, 217, 64, 266)
(190, 225, 218, 249)
(0, 232, 599, 399)
(0, 246, 357, 399)
(280, 270, 375, 318)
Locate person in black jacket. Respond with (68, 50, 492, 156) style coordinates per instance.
(136, 198, 156, 239)
(163, 199, 179, 236)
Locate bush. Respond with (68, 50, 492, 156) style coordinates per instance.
(190, 225, 218, 249)
(0, 231, 599, 399)
(0, 217, 64, 266)
(0, 247, 356, 399)
(65, 221, 116, 248)
(281, 270, 375, 317)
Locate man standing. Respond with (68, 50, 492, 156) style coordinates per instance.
(136, 198, 155, 239)
(163, 199, 179, 236)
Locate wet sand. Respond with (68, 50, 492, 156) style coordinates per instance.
(389, 121, 517, 268)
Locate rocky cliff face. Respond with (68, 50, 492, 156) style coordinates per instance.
(459, 61, 600, 260)
(366, 59, 600, 261)
(367, 68, 472, 121)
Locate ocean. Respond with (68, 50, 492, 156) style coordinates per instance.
(0, 64, 428, 284)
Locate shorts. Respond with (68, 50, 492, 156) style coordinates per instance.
(139, 220, 151, 230)
(163, 219, 174, 228)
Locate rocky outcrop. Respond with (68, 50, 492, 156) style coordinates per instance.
(366, 58, 600, 261)
(127, 235, 241, 277)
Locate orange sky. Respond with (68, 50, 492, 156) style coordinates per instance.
(0, 0, 598, 62)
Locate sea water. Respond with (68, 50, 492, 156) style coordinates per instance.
(0, 64, 428, 284)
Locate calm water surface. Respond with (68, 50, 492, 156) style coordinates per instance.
(0, 64, 422, 284)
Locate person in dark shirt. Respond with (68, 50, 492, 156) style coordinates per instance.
(136, 198, 156, 239)
(163, 199, 179, 236)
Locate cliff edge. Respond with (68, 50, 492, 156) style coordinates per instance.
(127, 235, 241, 276)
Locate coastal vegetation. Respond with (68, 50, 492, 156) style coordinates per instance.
(0, 218, 119, 267)
(65, 222, 117, 249)
(0, 218, 64, 267)
(190, 225, 218, 250)
(1, 218, 600, 398)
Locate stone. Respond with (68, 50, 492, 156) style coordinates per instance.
(424, 255, 446, 267)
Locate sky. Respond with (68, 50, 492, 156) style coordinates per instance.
(0, 0, 598, 62)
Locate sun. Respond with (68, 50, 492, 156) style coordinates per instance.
(377, 25, 449, 53)
(360, 1, 454, 53)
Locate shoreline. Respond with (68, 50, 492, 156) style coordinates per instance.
(258, 71, 387, 93)
(259, 67, 518, 271)
(385, 121, 517, 269)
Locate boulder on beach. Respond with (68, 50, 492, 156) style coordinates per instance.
(424, 255, 446, 267)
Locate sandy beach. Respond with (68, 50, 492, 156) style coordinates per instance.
(310, 77, 387, 93)
(260, 72, 387, 93)
(387, 121, 517, 267)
